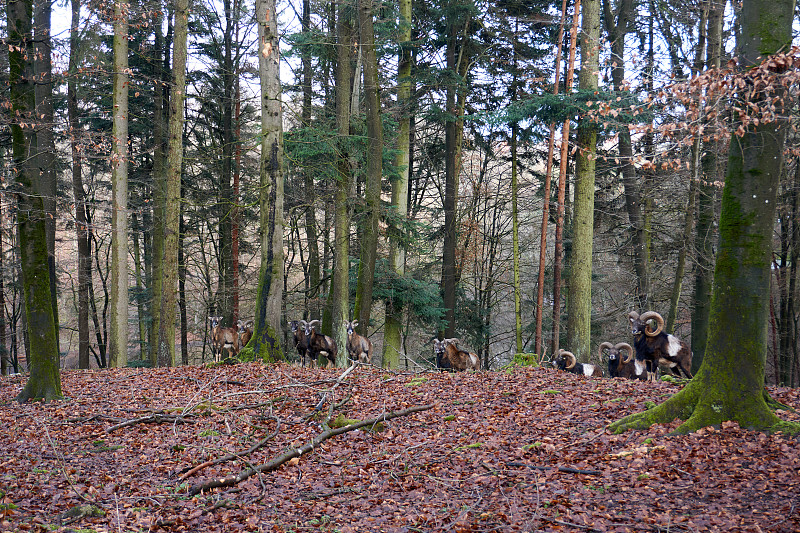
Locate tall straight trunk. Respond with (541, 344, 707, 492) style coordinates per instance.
(132, 214, 147, 359)
(300, 0, 321, 320)
(691, 0, 723, 373)
(245, 0, 284, 362)
(110, 0, 130, 368)
(441, 5, 471, 340)
(0, 198, 6, 375)
(179, 206, 188, 365)
(352, 0, 383, 339)
(33, 0, 59, 347)
(535, 0, 568, 357)
(233, 22, 241, 322)
(666, 7, 708, 334)
(149, 6, 169, 366)
(217, 0, 236, 324)
(602, 0, 648, 309)
(511, 123, 522, 353)
(155, 0, 188, 367)
(10, 0, 61, 401)
(566, 0, 600, 362)
(69, 0, 90, 370)
(330, 0, 354, 366)
(383, 0, 412, 368)
(550, 0, 580, 356)
(611, 0, 800, 436)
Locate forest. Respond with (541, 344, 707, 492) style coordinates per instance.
(2, 0, 800, 393)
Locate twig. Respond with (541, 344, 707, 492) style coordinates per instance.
(188, 404, 434, 496)
(304, 363, 358, 421)
(178, 416, 282, 481)
(106, 413, 195, 432)
(506, 462, 601, 476)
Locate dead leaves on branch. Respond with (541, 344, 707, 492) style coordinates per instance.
(0, 363, 798, 532)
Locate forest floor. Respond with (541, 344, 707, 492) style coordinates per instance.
(0, 361, 799, 533)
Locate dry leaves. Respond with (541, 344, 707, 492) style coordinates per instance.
(0, 362, 798, 532)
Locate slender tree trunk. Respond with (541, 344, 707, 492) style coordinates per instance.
(610, 0, 800, 436)
(69, 0, 91, 370)
(179, 206, 188, 365)
(352, 0, 383, 340)
(551, 0, 580, 356)
(10, 0, 61, 401)
(331, 0, 354, 366)
(383, 0, 412, 368)
(244, 0, 285, 362)
(0, 198, 6, 375)
(535, 0, 568, 357)
(131, 214, 147, 359)
(110, 0, 130, 368)
(666, 7, 708, 334)
(149, 7, 169, 366)
(691, 0, 723, 373)
(155, 0, 189, 367)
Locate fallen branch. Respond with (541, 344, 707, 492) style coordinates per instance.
(506, 462, 601, 476)
(188, 404, 434, 496)
(178, 417, 281, 481)
(106, 413, 195, 432)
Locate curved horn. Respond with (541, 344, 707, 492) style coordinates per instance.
(639, 311, 664, 337)
(616, 342, 634, 364)
(444, 338, 460, 345)
(562, 350, 577, 370)
(598, 342, 614, 358)
(309, 319, 321, 327)
(628, 311, 640, 321)
(352, 320, 359, 328)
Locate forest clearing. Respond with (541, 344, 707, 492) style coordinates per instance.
(1, 362, 799, 532)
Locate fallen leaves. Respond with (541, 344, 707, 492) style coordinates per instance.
(0, 363, 799, 532)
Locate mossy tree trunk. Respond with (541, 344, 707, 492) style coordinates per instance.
(109, 0, 130, 368)
(10, 0, 61, 402)
(610, 0, 799, 435)
(566, 0, 599, 362)
(240, 0, 284, 363)
(154, 0, 189, 368)
(382, 0, 412, 369)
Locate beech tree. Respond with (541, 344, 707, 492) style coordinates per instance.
(10, 0, 61, 401)
(610, 0, 800, 435)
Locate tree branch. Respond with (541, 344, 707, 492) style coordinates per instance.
(188, 404, 434, 496)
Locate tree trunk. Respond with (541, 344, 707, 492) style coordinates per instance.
(383, 0, 412, 369)
(149, 7, 169, 366)
(610, 0, 800, 436)
(550, 0, 580, 357)
(110, 0, 130, 368)
(565, 0, 599, 362)
(352, 0, 383, 342)
(10, 0, 61, 401)
(243, 0, 285, 363)
(330, 0, 354, 366)
(33, 0, 59, 351)
(155, 0, 189, 368)
(691, 0, 723, 373)
(69, 0, 90, 370)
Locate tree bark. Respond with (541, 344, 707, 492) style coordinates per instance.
(10, 0, 61, 401)
(242, 0, 285, 363)
(610, 0, 800, 435)
(110, 0, 130, 368)
(331, 0, 354, 366)
(155, 0, 189, 367)
(69, 0, 91, 370)
(383, 0, 413, 368)
(352, 0, 384, 343)
(566, 0, 599, 362)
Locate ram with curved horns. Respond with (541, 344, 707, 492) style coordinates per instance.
(598, 341, 644, 380)
(553, 349, 604, 378)
(626, 311, 693, 381)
